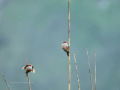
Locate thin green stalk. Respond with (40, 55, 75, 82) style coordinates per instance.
(95, 51, 96, 90)
(74, 52, 80, 90)
(68, 0, 70, 90)
(26, 59, 31, 90)
(2, 73, 11, 90)
(86, 49, 93, 90)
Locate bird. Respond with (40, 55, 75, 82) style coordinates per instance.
(62, 41, 69, 56)
(22, 64, 35, 76)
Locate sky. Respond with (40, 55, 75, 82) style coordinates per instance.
(0, 0, 120, 90)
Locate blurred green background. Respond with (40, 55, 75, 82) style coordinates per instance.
(0, 0, 120, 90)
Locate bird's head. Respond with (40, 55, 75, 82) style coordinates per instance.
(63, 41, 67, 43)
(28, 65, 32, 67)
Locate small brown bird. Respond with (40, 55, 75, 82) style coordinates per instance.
(62, 41, 69, 56)
(22, 65, 35, 76)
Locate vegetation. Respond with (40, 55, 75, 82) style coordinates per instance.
(0, 0, 120, 90)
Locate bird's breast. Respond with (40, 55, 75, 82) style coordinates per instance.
(26, 66, 32, 71)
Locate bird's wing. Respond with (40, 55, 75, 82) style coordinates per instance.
(22, 65, 28, 70)
(22, 66, 25, 70)
(32, 69, 35, 73)
(68, 46, 70, 51)
(32, 66, 35, 73)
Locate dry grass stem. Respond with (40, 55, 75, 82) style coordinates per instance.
(2, 73, 11, 90)
(86, 49, 93, 90)
(68, 0, 70, 90)
(74, 52, 80, 90)
(26, 58, 31, 90)
(95, 51, 96, 90)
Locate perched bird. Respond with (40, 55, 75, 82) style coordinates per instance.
(62, 41, 69, 56)
(22, 65, 35, 76)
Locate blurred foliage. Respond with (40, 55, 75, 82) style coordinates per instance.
(0, 0, 120, 90)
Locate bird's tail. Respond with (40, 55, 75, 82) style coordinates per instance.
(26, 72, 28, 76)
(67, 51, 69, 56)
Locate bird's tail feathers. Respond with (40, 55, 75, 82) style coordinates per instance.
(26, 72, 28, 76)
(67, 51, 69, 56)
